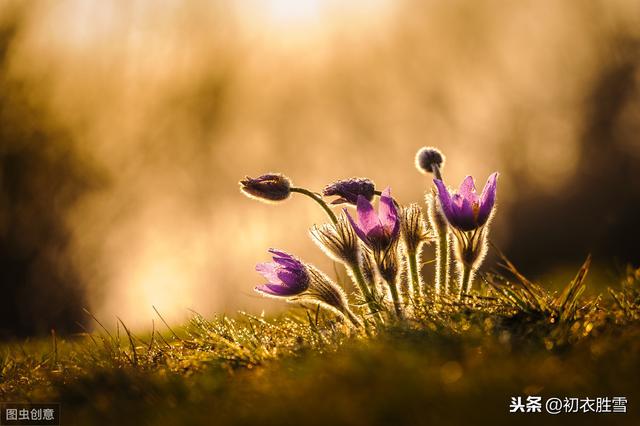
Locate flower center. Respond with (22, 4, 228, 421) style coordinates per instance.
(472, 201, 480, 222)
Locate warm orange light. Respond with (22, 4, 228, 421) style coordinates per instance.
(262, 0, 324, 27)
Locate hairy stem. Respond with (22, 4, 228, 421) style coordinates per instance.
(435, 230, 450, 297)
(350, 262, 383, 324)
(290, 187, 338, 225)
(459, 263, 473, 300)
(343, 306, 363, 329)
(385, 278, 404, 320)
(407, 249, 422, 299)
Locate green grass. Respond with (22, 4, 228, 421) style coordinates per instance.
(1, 263, 640, 425)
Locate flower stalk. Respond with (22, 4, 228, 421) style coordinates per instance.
(310, 216, 380, 320)
(254, 249, 362, 328)
(427, 193, 450, 297)
(344, 187, 404, 320)
(375, 248, 403, 320)
(433, 173, 498, 298)
(291, 186, 338, 225)
(415, 147, 450, 298)
(400, 204, 431, 300)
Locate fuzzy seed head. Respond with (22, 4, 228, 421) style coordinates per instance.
(415, 147, 445, 174)
(400, 203, 432, 254)
(310, 213, 360, 266)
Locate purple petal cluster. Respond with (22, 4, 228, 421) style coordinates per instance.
(255, 249, 309, 297)
(345, 187, 400, 250)
(323, 178, 375, 205)
(433, 173, 498, 232)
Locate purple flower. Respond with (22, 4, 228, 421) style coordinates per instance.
(255, 249, 309, 297)
(323, 178, 375, 205)
(433, 173, 498, 232)
(344, 187, 400, 250)
(240, 174, 291, 202)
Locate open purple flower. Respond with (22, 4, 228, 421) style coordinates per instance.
(433, 173, 498, 232)
(255, 249, 309, 297)
(344, 187, 400, 251)
(323, 178, 375, 205)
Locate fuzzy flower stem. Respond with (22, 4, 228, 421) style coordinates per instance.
(459, 263, 473, 301)
(291, 187, 338, 225)
(432, 165, 450, 297)
(386, 278, 404, 320)
(350, 263, 384, 325)
(436, 229, 450, 296)
(407, 250, 422, 299)
(344, 306, 364, 329)
(351, 263, 373, 309)
(428, 193, 450, 297)
(376, 250, 404, 321)
(432, 164, 443, 182)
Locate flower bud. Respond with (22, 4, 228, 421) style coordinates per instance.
(240, 174, 291, 202)
(415, 147, 445, 175)
(323, 178, 375, 205)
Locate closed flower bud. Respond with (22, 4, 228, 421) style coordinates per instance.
(415, 147, 445, 175)
(240, 174, 291, 202)
(323, 178, 375, 205)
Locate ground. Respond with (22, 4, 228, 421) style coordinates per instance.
(1, 264, 639, 425)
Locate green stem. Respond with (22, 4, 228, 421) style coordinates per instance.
(351, 263, 384, 325)
(386, 278, 404, 320)
(290, 187, 338, 225)
(408, 250, 421, 299)
(351, 263, 372, 305)
(435, 230, 449, 297)
(344, 307, 363, 329)
(432, 164, 443, 181)
(459, 264, 472, 301)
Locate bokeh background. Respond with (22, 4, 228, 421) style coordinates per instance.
(1, 0, 639, 336)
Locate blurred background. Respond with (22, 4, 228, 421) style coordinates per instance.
(0, 0, 639, 337)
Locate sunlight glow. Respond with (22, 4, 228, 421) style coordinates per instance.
(264, 0, 323, 27)
(237, 0, 394, 52)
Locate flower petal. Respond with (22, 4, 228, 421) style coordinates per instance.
(330, 197, 349, 205)
(255, 283, 300, 297)
(433, 179, 454, 221)
(268, 249, 293, 260)
(477, 172, 498, 226)
(276, 269, 304, 288)
(267, 249, 300, 268)
(459, 175, 479, 205)
(345, 208, 370, 246)
(356, 195, 382, 234)
(450, 195, 478, 231)
(255, 263, 281, 284)
(378, 187, 400, 238)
